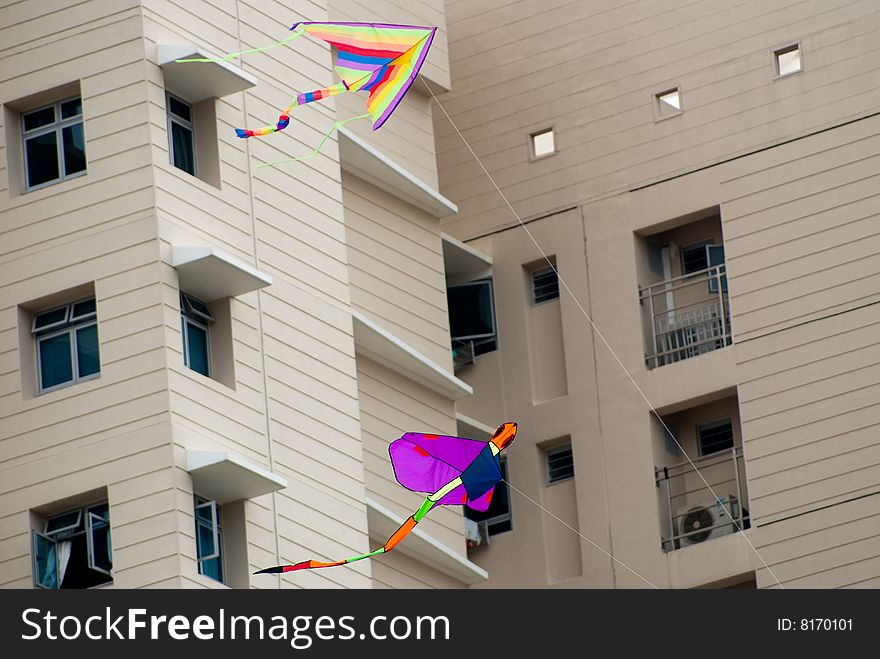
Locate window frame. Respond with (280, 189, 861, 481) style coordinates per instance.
(697, 418, 735, 456)
(167, 92, 197, 176)
(773, 42, 803, 78)
(194, 497, 225, 583)
(545, 444, 575, 484)
(32, 500, 112, 590)
(21, 96, 86, 192)
(32, 297, 100, 394)
(180, 292, 213, 377)
(653, 86, 683, 121)
(447, 279, 497, 342)
(531, 264, 560, 305)
(529, 127, 556, 160)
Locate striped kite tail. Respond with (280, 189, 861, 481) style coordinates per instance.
(234, 80, 349, 140)
(254, 497, 433, 575)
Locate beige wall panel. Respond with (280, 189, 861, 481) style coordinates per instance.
(343, 173, 451, 365)
(356, 356, 463, 553)
(371, 551, 464, 589)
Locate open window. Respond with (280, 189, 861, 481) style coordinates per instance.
(180, 291, 214, 377)
(32, 501, 112, 589)
(194, 496, 224, 583)
(447, 279, 497, 362)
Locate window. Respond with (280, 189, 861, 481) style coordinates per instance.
(465, 457, 511, 536)
(681, 240, 714, 275)
(532, 265, 560, 304)
(546, 445, 574, 484)
(32, 501, 112, 589)
(448, 279, 497, 356)
(654, 87, 682, 120)
(774, 44, 802, 77)
(194, 497, 224, 583)
(698, 419, 734, 456)
(181, 292, 213, 376)
(22, 96, 86, 190)
(706, 244, 728, 293)
(530, 128, 555, 158)
(32, 297, 99, 393)
(168, 93, 196, 175)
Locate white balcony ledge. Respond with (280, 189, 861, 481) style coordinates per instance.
(351, 309, 472, 400)
(456, 413, 495, 440)
(366, 497, 488, 584)
(442, 233, 492, 284)
(186, 450, 287, 504)
(338, 127, 458, 218)
(157, 44, 258, 102)
(171, 245, 272, 302)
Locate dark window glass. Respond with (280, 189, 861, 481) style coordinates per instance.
(71, 298, 96, 320)
(682, 241, 712, 275)
(25, 132, 60, 187)
(547, 445, 574, 483)
(33, 306, 68, 331)
(186, 322, 210, 376)
(698, 419, 734, 455)
(171, 122, 195, 175)
(76, 325, 100, 377)
(532, 266, 559, 303)
(39, 333, 73, 389)
(23, 106, 55, 131)
(168, 95, 192, 122)
(448, 280, 495, 340)
(62, 123, 86, 175)
(60, 98, 82, 119)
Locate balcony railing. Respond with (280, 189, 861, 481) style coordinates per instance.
(655, 446, 750, 552)
(639, 264, 731, 369)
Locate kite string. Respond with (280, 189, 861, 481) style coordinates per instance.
(502, 479, 658, 588)
(422, 77, 784, 589)
(174, 25, 307, 63)
(255, 112, 371, 168)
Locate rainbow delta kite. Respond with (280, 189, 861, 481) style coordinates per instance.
(178, 21, 436, 158)
(256, 422, 517, 575)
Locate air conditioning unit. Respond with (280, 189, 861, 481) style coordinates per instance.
(676, 496, 739, 547)
(464, 518, 489, 549)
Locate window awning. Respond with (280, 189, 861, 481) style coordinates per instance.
(442, 232, 492, 285)
(366, 497, 488, 584)
(351, 310, 472, 400)
(157, 44, 258, 102)
(171, 245, 272, 301)
(338, 127, 457, 219)
(186, 450, 287, 504)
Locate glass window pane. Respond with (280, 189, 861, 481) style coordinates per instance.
(25, 132, 60, 187)
(171, 121, 195, 175)
(23, 106, 55, 132)
(33, 306, 68, 332)
(33, 532, 58, 589)
(183, 294, 213, 322)
(62, 123, 86, 175)
(200, 554, 223, 582)
(186, 322, 209, 376)
(448, 281, 495, 340)
(60, 98, 82, 119)
(76, 324, 100, 378)
(39, 333, 73, 390)
(45, 510, 82, 536)
(196, 520, 217, 560)
(71, 298, 96, 320)
(87, 513, 113, 575)
(168, 96, 192, 122)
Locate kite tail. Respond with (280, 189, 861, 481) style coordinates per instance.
(235, 81, 351, 139)
(254, 496, 436, 575)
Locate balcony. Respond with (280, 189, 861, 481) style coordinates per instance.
(656, 446, 750, 552)
(639, 263, 730, 369)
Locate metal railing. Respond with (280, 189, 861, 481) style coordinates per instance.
(639, 264, 731, 369)
(655, 446, 750, 552)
